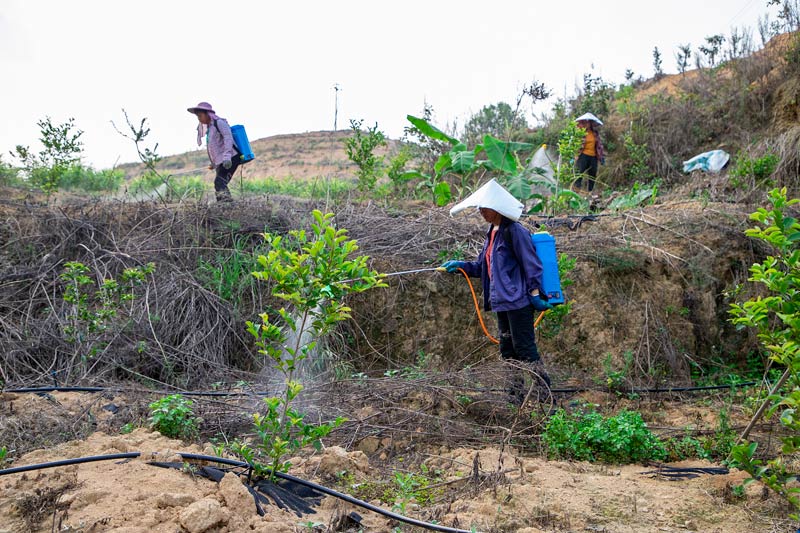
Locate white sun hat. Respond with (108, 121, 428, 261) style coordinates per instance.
(449, 179, 524, 221)
(575, 112, 603, 125)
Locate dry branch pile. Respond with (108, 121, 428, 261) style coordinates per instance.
(0, 194, 764, 391)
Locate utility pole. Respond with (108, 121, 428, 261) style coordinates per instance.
(333, 83, 341, 131)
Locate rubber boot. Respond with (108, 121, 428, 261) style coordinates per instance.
(215, 188, 233, 203)
(530, 359, 551, 389)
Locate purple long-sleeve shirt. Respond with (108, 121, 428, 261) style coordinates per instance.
(206, 114, 236, 167)
(460, 220, 544, 312)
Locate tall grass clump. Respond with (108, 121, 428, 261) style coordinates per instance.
(240, 177, 355, 199)
(127, 174, 207, 201)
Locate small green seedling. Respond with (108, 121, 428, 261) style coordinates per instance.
(234, 210, 384, 480)
(148, 394, 199, 440)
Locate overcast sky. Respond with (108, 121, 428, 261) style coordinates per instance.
(2, 0, 769, 169)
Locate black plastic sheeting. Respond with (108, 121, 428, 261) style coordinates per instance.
(148, 461, 322, 517)
(640, 464, 730, 480)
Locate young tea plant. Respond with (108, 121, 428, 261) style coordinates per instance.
(240, 210, 386, 479)
(148, 394, 199, 440)
(14, 116, 84, 199)
(345, 119, 387, 193)
(555, 120, 587, 189)
(60, 261, 154, 379)
(729, 188, 800, 515)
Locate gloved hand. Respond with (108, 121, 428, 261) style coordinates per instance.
(529, 294, 553, 311)
(222, 158, 232, 170)
(441, 260, 466, 273)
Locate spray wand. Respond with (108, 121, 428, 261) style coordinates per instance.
(363, 266, 547, 343)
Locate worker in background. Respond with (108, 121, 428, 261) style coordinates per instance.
(440, 179, 552, 404)
(574, 112, 605, 194)
(187, 102, 239, 203)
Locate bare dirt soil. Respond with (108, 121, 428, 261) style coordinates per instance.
(0, 391, 794, 533)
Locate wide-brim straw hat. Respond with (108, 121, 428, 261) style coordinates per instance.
(449, 179, 524, 221)
(187, 102, 215, 115)
(575, 112, 603, 125)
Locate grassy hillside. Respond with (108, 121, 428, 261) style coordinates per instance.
(117, 129, 397, 182)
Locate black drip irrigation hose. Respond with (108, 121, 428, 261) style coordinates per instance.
(549, 381, 757, 394)
(5, 381, 759, 397)
(0, 452, 140, 475)
(4, 386, 273, 397)
(0, 452, 477, 533)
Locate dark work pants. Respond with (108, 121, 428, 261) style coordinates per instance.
(214, 157, 240, 201)
(575, 153, 599, 192)
(496, 304, 541, 363)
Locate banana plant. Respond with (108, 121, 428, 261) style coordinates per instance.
(404, 114, 533, 206)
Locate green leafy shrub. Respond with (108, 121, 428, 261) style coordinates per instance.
(729, 188, 800, 514)
(729, 151, 780, 189)
(665, 435, 709, 461)
(197, 236, 264, 305)
(128, 172, 164, 197)
(0, 445, 9, 466)
(390, 469, 441, 514)
(14, 116, 84, 197)
(386, 146, 414, 194)
(0, 156, 20, 186)
(234, 210, 385, 479)
(462, 101, 529, 148)
(58, 165, 124, 193)
(345, 119, 387, 193)
(60, 261, 154, 376)
(525, 121, 588, 215)
(574, 72, 616, 118)
(148, 394, 199, 439)
(543, 408, 666, 463)
(598, 351, 634, 393)
(622, 132, 654, 183)
(608, 180, 660, 211)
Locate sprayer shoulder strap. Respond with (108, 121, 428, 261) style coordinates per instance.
(213, 119, 240, 154)
(503, 224, 519, 264)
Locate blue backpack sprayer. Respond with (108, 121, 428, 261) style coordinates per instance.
(384, 229, 565, 343)
(230, 124, 255, 164)
(447, 228, 564, 343)
(213, 120, 255, 164)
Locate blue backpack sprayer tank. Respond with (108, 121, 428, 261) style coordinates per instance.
(531, 231, 565, 305)
(231, 125, 255, 164)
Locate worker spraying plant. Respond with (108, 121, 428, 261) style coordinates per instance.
(440, 179, 554, 404)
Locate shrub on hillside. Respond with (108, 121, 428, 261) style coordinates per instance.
(729, 151, 780, 188)
(0, 157, 19, 186)
(59, 165, 124, 193)
(543, 407, 666, 463)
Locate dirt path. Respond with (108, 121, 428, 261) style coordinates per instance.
(0, 428, 793, 533)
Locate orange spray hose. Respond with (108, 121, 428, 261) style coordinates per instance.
(457, 268, 499, 344)
(455, 267, 547, 344)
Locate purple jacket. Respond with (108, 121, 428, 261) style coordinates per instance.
(206, 115, 236, 167)
(461, 219, 544, 312)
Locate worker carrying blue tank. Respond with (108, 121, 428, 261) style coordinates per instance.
(439, 179, 554, 403)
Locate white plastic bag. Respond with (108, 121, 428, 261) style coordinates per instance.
(682, 150, 730, 174)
